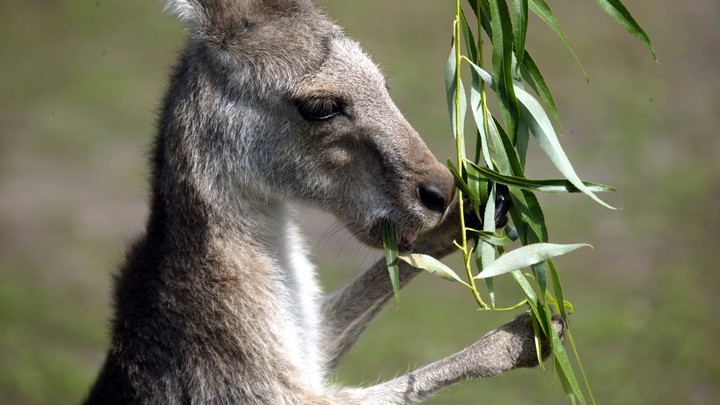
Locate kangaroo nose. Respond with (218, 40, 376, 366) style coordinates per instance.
(417, 179, 454, 214)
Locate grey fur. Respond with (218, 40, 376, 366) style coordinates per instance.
(84, 1, 562, 404)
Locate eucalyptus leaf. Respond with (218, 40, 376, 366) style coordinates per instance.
(531, 262, 548, 302)
(466, 60, 493, 86)
(511, 0, 528, 68)
(463, 60, 530, 180)
(466, 228, 514, 246)
(548, 259, 569, 322)
(567, 328, 597, 404)
(476, 243, 590, 279)
(548, 316, 585, 404)
(508, 188, 548, 244)
(448, 160, 480, 203)
(511, 270, 545, 334)
(381, 223, 400, 303)
(516, 106, 530, 167)
(528, 0, 588, 80)
(459, 7, 478, 63)
(399, 254, 466, 285)
(463, 65, 524, 177)
(466, 0, 493, 40)
(594, 0, 656, 59)
(556, 357, 579, 405)
(480, 184, 497, 305)
(513, 85, 616, 209)
(465, 68, 491, 211)
(531, 312, 545, 370)
(490, 116, 526, 176)
(445, 39, 468, 157)
(464, 160, 616, 194)
(470, 69, 494, 169)
(463, 161, 487, 220)
(521, 51, 561, 129)
(488, 0, 519, 139)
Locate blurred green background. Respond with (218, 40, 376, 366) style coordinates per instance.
(1, 1, 718, 404)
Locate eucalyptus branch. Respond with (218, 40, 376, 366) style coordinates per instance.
(382, 0, 654, 402)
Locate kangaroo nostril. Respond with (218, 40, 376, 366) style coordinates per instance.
(417, 182, 449, 214)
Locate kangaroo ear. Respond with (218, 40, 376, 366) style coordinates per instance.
(164, 0, 203, 25)
(164, 0, 314, 27)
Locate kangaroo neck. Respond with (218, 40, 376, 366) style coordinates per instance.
(135, 140, 325, 387)
(147, 170, 292, 266)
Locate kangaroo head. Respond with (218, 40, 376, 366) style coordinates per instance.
(165, 0, 454, 250)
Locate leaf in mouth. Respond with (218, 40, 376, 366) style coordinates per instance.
(381, 222, 401, 304)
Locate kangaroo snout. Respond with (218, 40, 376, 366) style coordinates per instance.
(416, 171, 455, 215)
(407, 143, 456, 219)
(389, 153, 455, 252)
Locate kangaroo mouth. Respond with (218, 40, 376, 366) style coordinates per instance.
(361, 218, 423, 253)
(398, 229, 418, 252)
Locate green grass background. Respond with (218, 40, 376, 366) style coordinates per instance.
(1, 1, 718, 404)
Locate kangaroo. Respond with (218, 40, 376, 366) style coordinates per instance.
(84, 1, 563, 404)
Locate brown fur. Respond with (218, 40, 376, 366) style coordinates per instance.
(83, 1, 562, 404)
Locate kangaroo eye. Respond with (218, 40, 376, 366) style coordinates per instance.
(295, 97, 343, 121)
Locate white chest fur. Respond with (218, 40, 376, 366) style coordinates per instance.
(271, 212, 325, 387)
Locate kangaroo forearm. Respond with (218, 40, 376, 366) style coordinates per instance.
(320, 207, 464, 338)
(351, 348, 506, 404)
(321, 259, 420, 370)
(320, 211, 466, 371)
(337, 313, 558, 404)
(345, 351, 492, 404)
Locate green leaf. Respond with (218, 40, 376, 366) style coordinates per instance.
(448, 160, 480, 203)
(466, 0, 493, 38)
(462, 60, 525, 176)
(549, 317, 586, 404)
(489, 116, 526, 176)
(508, 188, 548, 244)
(516, 107, 530, 167)
(511, 270, 546, 335)
(531, 311, 545, 370)
(465, 59, 493, 85)
(594, 0, 656, 60)
(513, 85, 616, 209)
(459, 6, 478, 63)
(511, 0, 528, 68)
(466, 63, 493, 205)
(464, 160, 616, 194)
(381, 222, 400, 304)
(476, 243, 590, 279)
(480, 184, 497, 306)
(463, 161, 487, 220)
(466, 228, 515, 246)
(462, 60, 526, 177)
(399, 253, 467, 285)
(567, 328, 597, 405)
(532, 262, 548, 300)
(548, 259, 569, 322)
(528, 0, 588, 80)
(520, 51, 562, 130)
(445, 39, 468, 156)
(556, 356, 580, 405)
(488, 0, 519, 140)
(469, 68, 494, 169)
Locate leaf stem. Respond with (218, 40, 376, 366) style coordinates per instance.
(454, 1, 487, 309)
